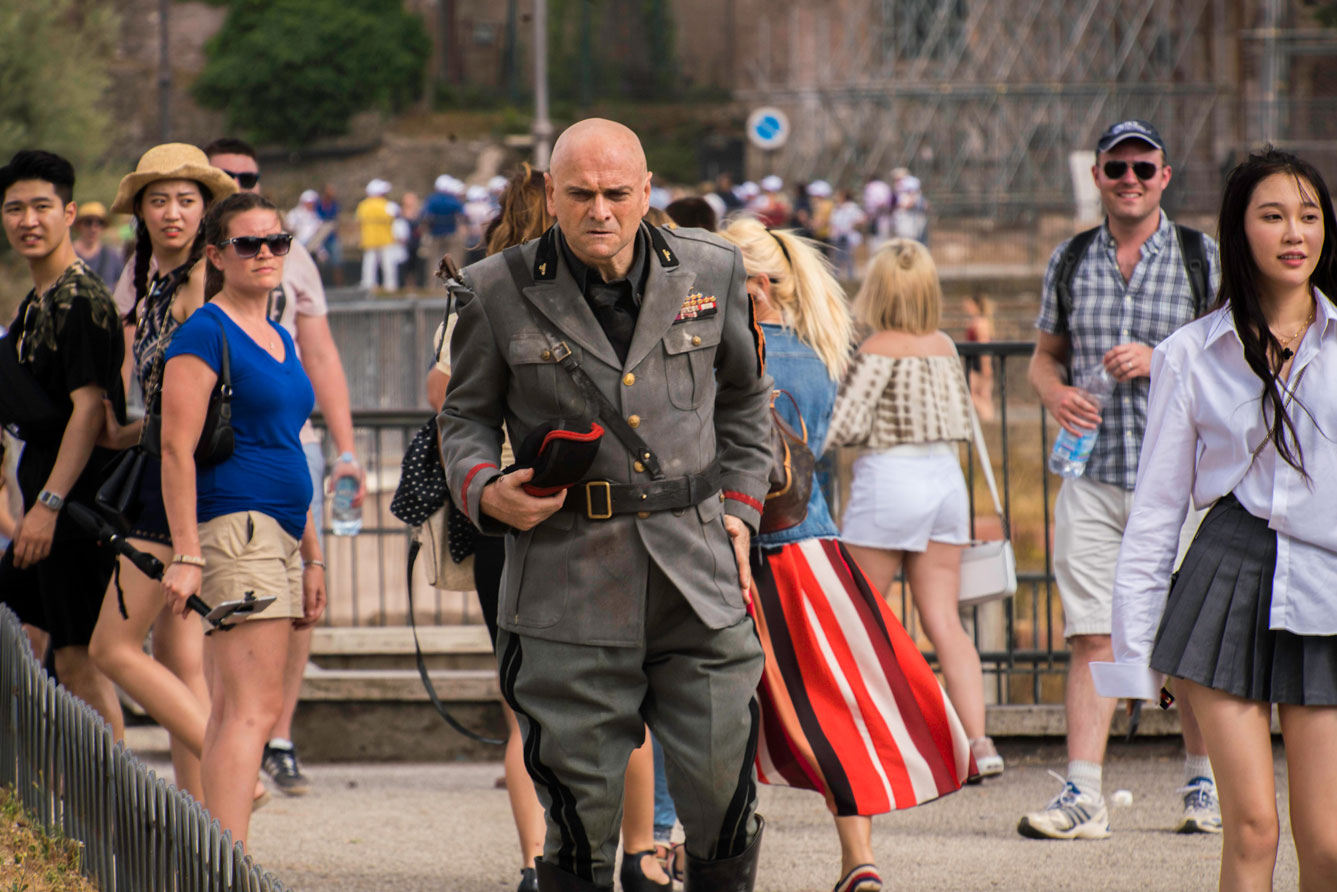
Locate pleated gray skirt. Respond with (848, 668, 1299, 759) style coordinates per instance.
(1150, 493, 1337, 706)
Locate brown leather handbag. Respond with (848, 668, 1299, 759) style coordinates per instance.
(760, 390, 815, 534)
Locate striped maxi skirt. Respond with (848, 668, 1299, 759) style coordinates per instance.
(749, 537, 975, 816)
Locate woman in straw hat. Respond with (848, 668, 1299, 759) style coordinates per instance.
(71, 200, 124, 287)
(90, 143, 238, 803)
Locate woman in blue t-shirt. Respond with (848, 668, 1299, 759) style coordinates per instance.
(159, 191, 325, 850)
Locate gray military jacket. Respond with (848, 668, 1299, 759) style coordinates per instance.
(437, 223, 774, 646)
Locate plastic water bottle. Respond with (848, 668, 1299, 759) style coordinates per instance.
(1048, 367, 1115, 478)
(331, 475, 362, 536)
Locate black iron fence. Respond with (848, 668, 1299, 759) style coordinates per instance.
(0, 605, 287, 891)
(313, 340, 1071, 703)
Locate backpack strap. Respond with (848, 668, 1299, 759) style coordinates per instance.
(1053, 226, 1101, 336)
(1174, 223, 1210, 318)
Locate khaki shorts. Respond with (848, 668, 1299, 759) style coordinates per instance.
(199, 510, 304, 622)
(1053, 476, 1205, 638)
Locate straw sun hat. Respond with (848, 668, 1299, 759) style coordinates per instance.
(110, 143, 238, 215)
(75, 201, 109, 222)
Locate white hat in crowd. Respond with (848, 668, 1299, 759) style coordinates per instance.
(807, 180, 833, 198)
(366, 178, 392, 197)
(300, 189, 319, 204)
(434, 175, 453, 193)
(487, 175, 508, 193)
(466, 184, 488, 202)
(738, 181, 761, 199)
(760, 174, 783, 193)
(900, 175, 922, 193)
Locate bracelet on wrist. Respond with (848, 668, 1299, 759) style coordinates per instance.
(304, 559, 326, 569)
(172, 554, 206, 567)
(336, 452, 357, 465)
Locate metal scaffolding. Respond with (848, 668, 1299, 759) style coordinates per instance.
(735, 0, 1238, 217)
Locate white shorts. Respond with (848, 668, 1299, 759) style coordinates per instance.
(839, 444, 970, 552)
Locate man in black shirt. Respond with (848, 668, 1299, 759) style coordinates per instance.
(0, 150, 126, 732)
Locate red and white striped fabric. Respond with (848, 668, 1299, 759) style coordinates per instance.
(750, 537, 975, 814)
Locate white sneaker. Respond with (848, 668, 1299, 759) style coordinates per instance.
(1017, 772, 1112, 840)
(1176, 777, 1222, 834)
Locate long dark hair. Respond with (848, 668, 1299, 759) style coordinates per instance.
(1216, 146, 1337, 476)
(125, 181, 213, 326)
(202, 191, 280, 299)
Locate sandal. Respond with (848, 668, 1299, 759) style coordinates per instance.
(620, 848, 671, 891)
(662, 842, 685, 885)
(969, 736, 1005, 779)
(834, 863, 882, 892)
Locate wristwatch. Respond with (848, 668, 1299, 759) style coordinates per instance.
(37, 489, 64, 511)
(336, 451, 357, 465)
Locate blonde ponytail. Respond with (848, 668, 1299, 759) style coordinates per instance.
(718, 217, 853, 379)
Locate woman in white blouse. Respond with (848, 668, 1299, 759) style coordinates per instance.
(828, 238, 1001, 779)
(1099, 148, 1337, 891)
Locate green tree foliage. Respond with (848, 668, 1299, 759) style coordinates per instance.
(193, 0, 430, 147)
(0, 0, 117, 169)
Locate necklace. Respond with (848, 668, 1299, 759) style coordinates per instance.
(1271, 301, 1315, 360)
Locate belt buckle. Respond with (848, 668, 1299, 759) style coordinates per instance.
(585, 480, 613, 520)
(551, 341, 572, 363)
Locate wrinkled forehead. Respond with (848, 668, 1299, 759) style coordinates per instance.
(551, 137, 646, 189)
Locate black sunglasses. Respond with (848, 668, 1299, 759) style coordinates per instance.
(222, 170, 261, 189)
(1102, 160, 1159, 181)
(217, 233, 292, 258)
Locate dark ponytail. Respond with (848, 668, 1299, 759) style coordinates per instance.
(127, 215, 153, 326)
(1216, 147, 1337, 477)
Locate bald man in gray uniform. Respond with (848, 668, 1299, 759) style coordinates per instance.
(438, 119, 772, 892)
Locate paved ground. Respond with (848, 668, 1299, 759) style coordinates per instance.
(130, 732, 1296, 892)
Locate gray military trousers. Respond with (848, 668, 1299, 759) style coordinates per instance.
(496, 560, 765, 887)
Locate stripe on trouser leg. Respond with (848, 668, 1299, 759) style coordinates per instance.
(499, 633, 594, 880)
(715, 696, 761, 858)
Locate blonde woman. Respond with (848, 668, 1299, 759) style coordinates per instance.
(721, 219, 973, 892)
(829, 238, 1002, 780)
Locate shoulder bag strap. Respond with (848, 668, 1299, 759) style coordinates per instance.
(966, 394, 1008, 537)
(501, 245, 666, 480)
(1174, 223, 1210, 318)
(405, 534, 503, 746)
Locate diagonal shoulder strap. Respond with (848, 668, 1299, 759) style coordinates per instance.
(1174, 223, 1210, 318)
(966, 396, 1008, 537)
(501, 245, 666, 480)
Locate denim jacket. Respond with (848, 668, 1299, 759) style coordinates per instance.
(754, 324, 840, 547)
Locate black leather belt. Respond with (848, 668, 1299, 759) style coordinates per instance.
(560, 465, 721, 520)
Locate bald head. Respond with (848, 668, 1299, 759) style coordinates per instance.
(549, 118, 647, 181)
(546, 118, 652, 280)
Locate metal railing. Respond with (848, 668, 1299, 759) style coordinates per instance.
(0, 606, 287, 892)
(313, 340, 1072, 702)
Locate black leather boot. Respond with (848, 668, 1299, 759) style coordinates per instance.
(534, 858, 613, 892)
(682, 815, 765, 892)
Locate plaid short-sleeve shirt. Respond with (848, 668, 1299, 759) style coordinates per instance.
(1035, 212, 1221, 490)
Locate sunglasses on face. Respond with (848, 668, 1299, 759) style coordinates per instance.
(222, 170, 261, 189)
(217, 233, 292, 258)
(1102, 160, 1159, 181)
